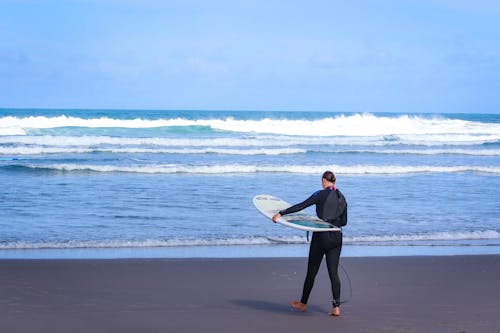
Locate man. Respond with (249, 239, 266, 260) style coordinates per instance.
(272, 171, 347, 316)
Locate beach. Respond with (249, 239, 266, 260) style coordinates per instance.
(2, 255, 499, 333)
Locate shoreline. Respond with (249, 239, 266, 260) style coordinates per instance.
(1, 243, 499, 259)
(2, 255, 499, 332)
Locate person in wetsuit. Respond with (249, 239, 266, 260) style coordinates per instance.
(272, 171, 347, 317)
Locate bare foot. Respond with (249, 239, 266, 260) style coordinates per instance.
(329, 307, 340, 316)
(290, 300, 307, 312)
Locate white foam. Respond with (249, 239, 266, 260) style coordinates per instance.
(1, 134, 498, 150)
(2, 113, 499, 138)
(1, 147, 499, 157)
(21, 163, 500, 174)
(1, 144, 499, 156)
(0, 231, 497, 250)
(0, 126, 26, 136)
(0, 236, 308, 250)
(0, 135, 318, 147)
(352, 148, 500, 156)
(345, 230, 500, 243)
(0, 146, 305, 156)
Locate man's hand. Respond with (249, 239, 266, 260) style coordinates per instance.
(272, 213, 281, 223)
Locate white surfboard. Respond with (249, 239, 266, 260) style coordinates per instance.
(253, 194, 340, 232)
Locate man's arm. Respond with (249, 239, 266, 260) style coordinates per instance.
(272, 193, 318, 223)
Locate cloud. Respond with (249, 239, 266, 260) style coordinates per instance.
(0, 49, 30, 64)
(185, 56, 230, 76)
(308, 55, 338, 68)
(309, 50, 403, 70)
(92, 60, 144, 79)
(430, 0, 500, 14)
(446, 49, 497, 66)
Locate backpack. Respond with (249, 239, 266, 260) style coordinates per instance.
(336, 190, 348, 227)
(325, 189, 348, 227)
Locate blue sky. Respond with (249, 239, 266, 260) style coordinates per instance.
(1, 0, 499, 113)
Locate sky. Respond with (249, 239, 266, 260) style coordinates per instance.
(1, 0, 499, 113)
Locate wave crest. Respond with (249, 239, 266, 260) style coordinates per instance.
(346, 230, 500, 243)
(6, 163, 500, 175)
(0, 230, 498, 250)
(2, 113, 500, 138)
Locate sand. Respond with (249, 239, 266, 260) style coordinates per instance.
(1, 255, 499, 333)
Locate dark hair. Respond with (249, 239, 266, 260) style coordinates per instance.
(322, 171, 336, 183)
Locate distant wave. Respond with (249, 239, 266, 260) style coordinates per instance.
(2, 113, 500, 138)
(1, 134, 499, 148)
(0, 230, 498, 250)
(347, 230, 500, 243)
(0, 236, 308, 250)
(0, 147, 306, 156)
(5, 163, 500, 175)
(351, 148, 500, 156)
(483, 140, 500, 147)
(1, 146, 499, 156)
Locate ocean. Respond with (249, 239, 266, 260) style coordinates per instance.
(0, 109, 499, 258)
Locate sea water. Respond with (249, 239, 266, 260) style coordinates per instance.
(0, 109, 499, 258)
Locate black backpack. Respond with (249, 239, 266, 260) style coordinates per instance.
(336, 190, 348, 227)
(326, 189, 348, 227)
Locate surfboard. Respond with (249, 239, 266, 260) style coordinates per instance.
(253, 194, 340, 232)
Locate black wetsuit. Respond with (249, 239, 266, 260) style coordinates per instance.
(279, 186, 346, 308)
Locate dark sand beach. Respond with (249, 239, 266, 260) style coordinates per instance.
(1, 255, 499, 333)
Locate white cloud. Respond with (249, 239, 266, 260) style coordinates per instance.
(446, 49, 497, 66)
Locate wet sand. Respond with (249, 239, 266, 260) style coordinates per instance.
(1, 255, 499, 332)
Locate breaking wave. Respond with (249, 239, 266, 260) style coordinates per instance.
(1, 230, 498, 250)
(5, 163, 500, 174)
(2, 113, 500, 139)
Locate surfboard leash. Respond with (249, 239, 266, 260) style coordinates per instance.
(339, 262, 353, 304)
